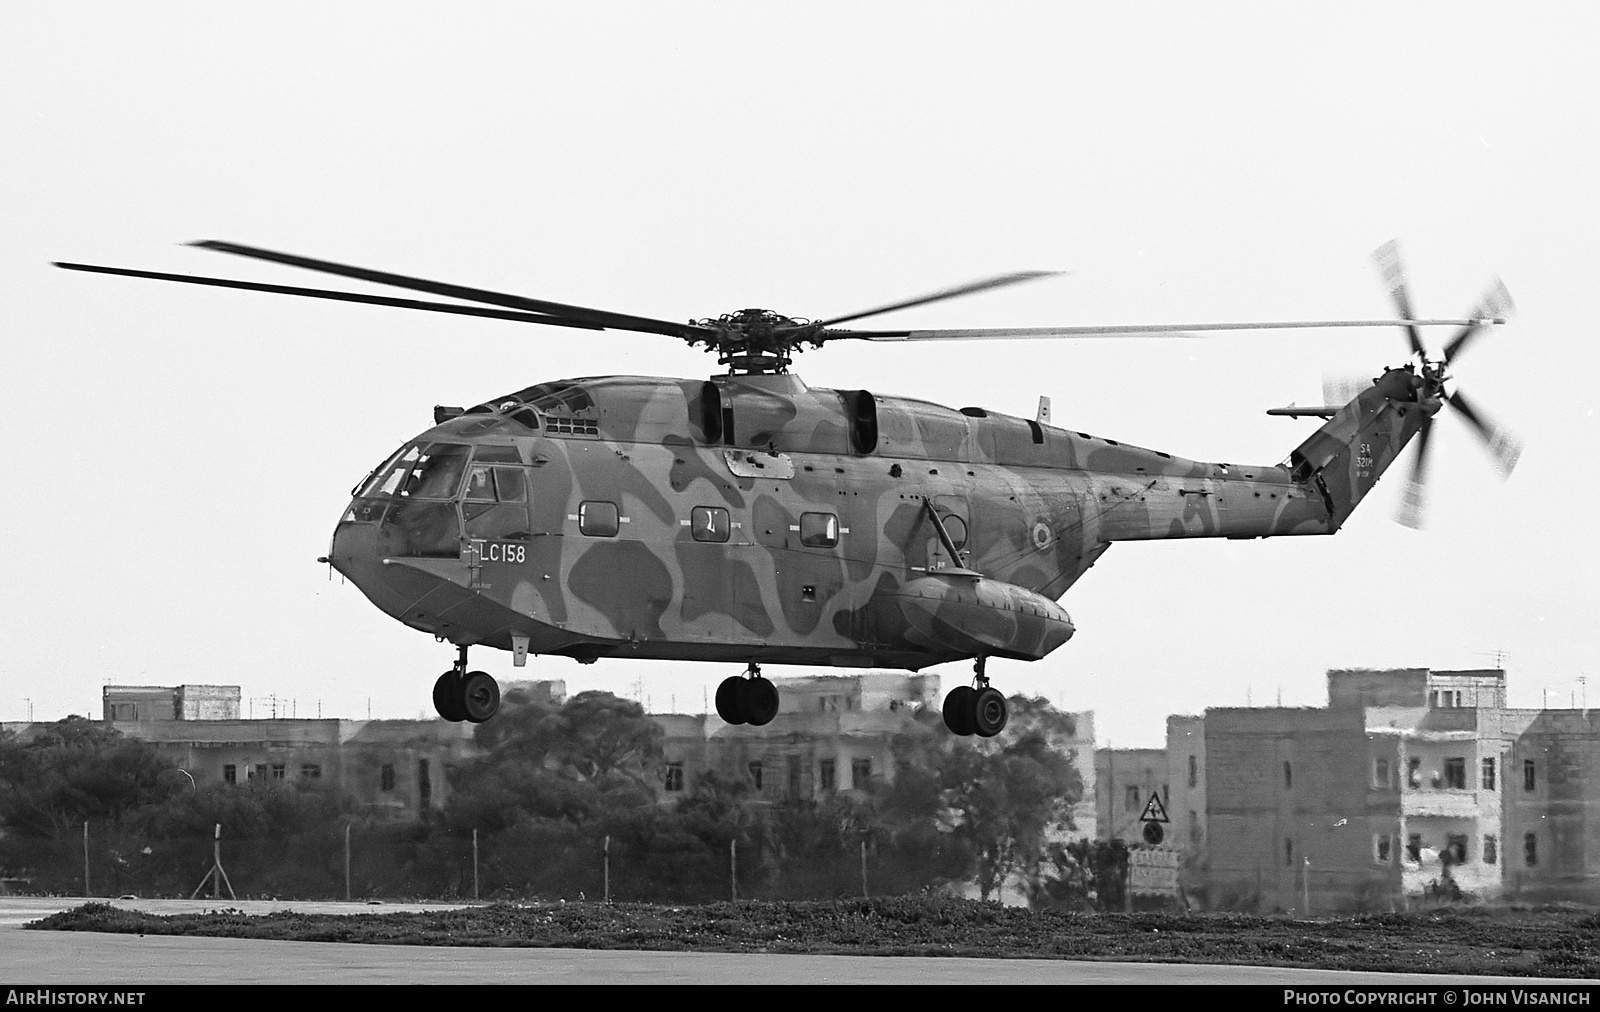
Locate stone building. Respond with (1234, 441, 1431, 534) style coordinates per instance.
(1198, 667, 1600, 911)
(99, 684, 477, 820)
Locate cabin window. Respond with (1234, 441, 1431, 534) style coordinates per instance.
(464, 465, 528, 504)
(579, 501, 620, 538)
(799, 512, 839, 548)
(942, 515, 969, 550)
(691, 506, 731, 543)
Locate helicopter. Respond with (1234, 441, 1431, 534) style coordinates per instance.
(54, 240, 1518, 737)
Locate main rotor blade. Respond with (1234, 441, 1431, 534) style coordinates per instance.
(189, 240, 710, 340)
(812, 271, 1063, 328)
(54, 262, 604, 330)
(1442, 278, 1514, 364)
(1447, 388, 1522, 477)
(1372, 240, 1427, 360)
(1398, 415, 1434, 530)
(821, 318, 1495, 343)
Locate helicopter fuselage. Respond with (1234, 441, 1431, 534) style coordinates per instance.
(327, 369, 1422, 673)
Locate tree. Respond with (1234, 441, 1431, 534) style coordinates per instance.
(938, 697, 1084, 902)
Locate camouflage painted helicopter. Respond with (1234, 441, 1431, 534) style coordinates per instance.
(55, 241, 1518, 736)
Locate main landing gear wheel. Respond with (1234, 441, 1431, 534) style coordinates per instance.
(715, 665, 779, 727)
(942, 658, 1008, 738)
(432, 647, 501, 724)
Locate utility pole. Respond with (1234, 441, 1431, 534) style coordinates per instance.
(344, 823, 351, 901)
(82, 822, 89, 898)
(473, 829, 480, 901)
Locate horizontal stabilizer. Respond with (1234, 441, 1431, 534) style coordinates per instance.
(1266, 405, 1339, 419)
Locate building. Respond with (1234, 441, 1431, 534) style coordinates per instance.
(1199, 667, 1600, 911)
(98, 684, 476, 820)
(655, 673, 941, 803)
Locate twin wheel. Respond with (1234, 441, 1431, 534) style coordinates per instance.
(433, 669, 501, 723)
(942, 685, 1008, 737)
(715, 672, 780, 726)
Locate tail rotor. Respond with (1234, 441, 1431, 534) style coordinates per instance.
(1371, 241, 1520, 528)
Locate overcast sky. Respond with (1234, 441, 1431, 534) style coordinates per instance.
(3, 3, 1597, 747)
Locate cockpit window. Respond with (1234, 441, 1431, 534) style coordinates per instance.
(357, 445, 421, 498)
(401, 443, 472, 500)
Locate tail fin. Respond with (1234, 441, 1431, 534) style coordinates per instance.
(1288, 365, 1435, 530)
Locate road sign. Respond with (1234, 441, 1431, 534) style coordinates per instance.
(1138, 792, 1169, 824)
(1129, 847, 1180, 896)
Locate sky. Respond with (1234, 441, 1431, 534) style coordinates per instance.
(3, 3, 1597, 747)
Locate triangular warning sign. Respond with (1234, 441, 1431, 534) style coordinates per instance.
(1138, 792, 1169, 824)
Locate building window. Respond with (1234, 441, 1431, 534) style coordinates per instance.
(1188, 754, 1197, 788)
(664, 762, 684, 792)
(381, 764, 395, 792)
(1126, 786, 1140, 811)
(1483, 834, 1498, 865)
(1407, 834, 1422, 863)
(1445, 757, 1466, 790)
(1283, 761, 1293, 790)
(1374, 757, 1390, 789)
(1407, 757, 1422, 788)
(300, 763, 321, 779)
(1374, 833, 1392, 864)
(1523, 759, 1536, 791)
(1482, 758, 1496, 791)
(788, 756, 802, 797)
(818, 759, 835, 791)
(1285, 837, 1294, 867)
(1524, 833, 1538, 867)
(1445, 833, 1468, 866)
(272, 764, 285, 780)
(223, 764, 236, 785)
(851, 758, 871, 788)
(419, 758, 431, 809)
(799, 512, 839, 548)
(254, 764, 267, 781)
(748, 761, 763, 792)
(690, 506, 730, 543)
(578, 500, 620, 537)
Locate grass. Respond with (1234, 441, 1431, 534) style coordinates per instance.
(27, 897, 1600, 978)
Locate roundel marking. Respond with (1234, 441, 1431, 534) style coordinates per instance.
(1031, 522, 1053, 550)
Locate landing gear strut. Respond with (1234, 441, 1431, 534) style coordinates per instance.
(715, 662, 780, 727)
(432, 645, 501, 724)
(943, 657, 1008, 737)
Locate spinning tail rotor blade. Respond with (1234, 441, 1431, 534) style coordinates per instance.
(1372, 240, 1428, 360)
(1398, 415, 1434, 530)
(1447, 388, 1522, 477)
(1442, 278, 1514, 364)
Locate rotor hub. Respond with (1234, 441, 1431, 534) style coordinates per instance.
(688, 308, 825, 374)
